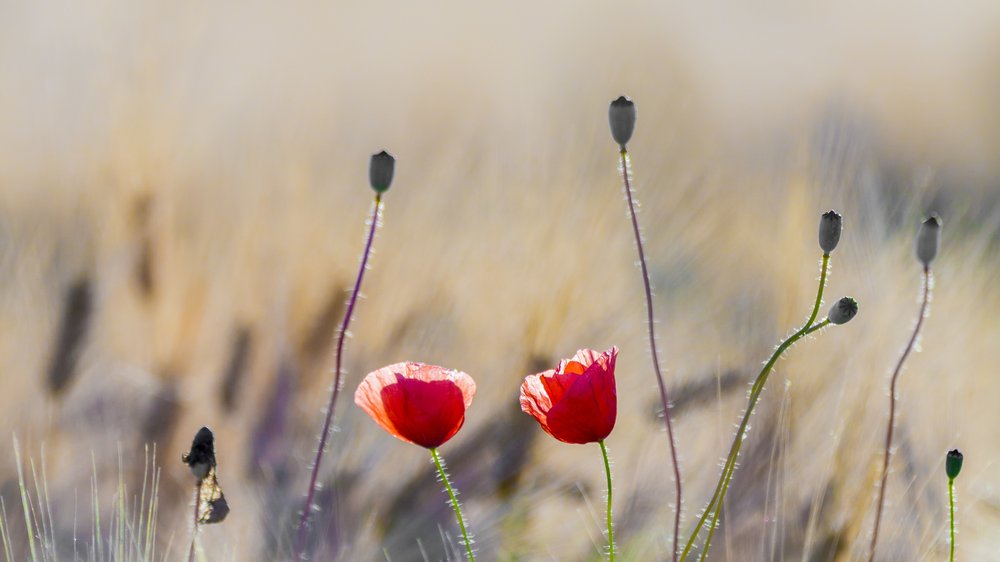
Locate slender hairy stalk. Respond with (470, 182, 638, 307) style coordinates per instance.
(867, 266, 932, 562)
(187, 486, 200, 562)
(948, 477, 956, 562)
(681, 254, 830, 562)
(599, 440, 616, 562)
(618, 148, 683, 561)
(431, 448, 475, 562)
(295, 193, 383, 559)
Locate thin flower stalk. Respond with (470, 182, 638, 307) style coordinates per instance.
(681, 254, 831, 562)
(867, 266, 932, 562)
(295, 192, 384, 559)
(618, 147, 683, 561)
(431, 448, 476, 562)
(600, 440, 615, 562)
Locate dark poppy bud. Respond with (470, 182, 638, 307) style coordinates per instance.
(828, 297, 858, 325)
(818, 210, 843, 254)
(608, 96, 636, 149)
(946, 449, 963, 480)
(916, 215, 941, 267)
(369, 151, 395, 193)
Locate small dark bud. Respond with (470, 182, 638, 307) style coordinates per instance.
(608, 96, 636, 148)
(946, 449, 963, 480)
(369, 151, 395, 193)
(818, 210, 843, 254)
(916, 215, 941, 267)
(182, 426, 216, 480)
(828, 297, 858, 325)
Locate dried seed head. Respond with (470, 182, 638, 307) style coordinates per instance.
(369, 151, 395, 193)
(608, 96, 636, 149)
(916, 215, 941, 267)
(828, 296, 858, 325)
(946, 449, 963, 480)
(818, 210, 843, 254)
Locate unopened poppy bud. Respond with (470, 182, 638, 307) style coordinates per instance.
(946, 449, 963, 480)
(608, 96, 636, 149)
(916, 215, 941, 267)
(818, 210, 843, 254)
(369, 151, 395, 193)
(828, 297, 858, 325)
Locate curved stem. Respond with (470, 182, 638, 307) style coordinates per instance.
(681, 254, 830, 562)
(431, 448, 475, 562)
(599, 440, 615, 562)
(619, 148, 683, 562)
(868, 266, 932, 562)
(294, 193, 383, 560)
(949, 478, 956, 562)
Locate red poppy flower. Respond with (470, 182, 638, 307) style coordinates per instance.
(355, 362, 476, 449)
(519, 347, 618, 444)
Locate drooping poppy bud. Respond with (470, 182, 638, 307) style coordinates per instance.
(946, 449, 964, 480)
(828, 297, 858, 325)
(369, 151, 395, 193)
(608, 96, 636, 149)
(916, 215, 941, 267)
(355, 362, 476, 449)
(520, 347, 618, 444)
(819, 210, 843, 254)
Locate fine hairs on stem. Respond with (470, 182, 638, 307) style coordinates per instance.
(867, 215, 941, 562)
(680, 211, 858, 562)
(599, 440, 615, 562)
(294, 152, 395, 560)
(431, 448, 475, 562)
(609, 95, 683, 562)
(946, 449, 963, 562)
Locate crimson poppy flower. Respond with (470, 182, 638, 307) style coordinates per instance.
(355, 362, 476, 449)
(519, 347, 618, 444)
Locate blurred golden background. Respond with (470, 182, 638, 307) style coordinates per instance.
(2, 1, 1000, 560)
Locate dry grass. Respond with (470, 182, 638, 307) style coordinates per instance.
(2, 1, 1000, 560)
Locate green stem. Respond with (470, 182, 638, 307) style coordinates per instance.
(599, 440, 615, 562)
(431, 448, 475, 562)
(949, 478, 956, 562)
(680, 254, 830, 562)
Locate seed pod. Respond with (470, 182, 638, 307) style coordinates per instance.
(818, 210, 843, 254)
(608, 96, 636, 149)
(369, 151, 395, 193)
(827, 297, 858, 325)
(916, 215, 941, 267)
(946, 449, 963, 480)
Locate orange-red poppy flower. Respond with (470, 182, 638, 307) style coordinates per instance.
(355, 362, 476, 449)
(519, 347, 618, 444)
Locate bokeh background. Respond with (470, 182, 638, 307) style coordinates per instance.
(2, 1, 1000, 560)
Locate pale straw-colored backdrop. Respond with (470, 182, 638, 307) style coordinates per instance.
(2, 1, 1000, 560)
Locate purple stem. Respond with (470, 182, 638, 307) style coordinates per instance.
(294, 193, 383, 560)
(619, 148, 683, 562)
(867, 266, 931, 562)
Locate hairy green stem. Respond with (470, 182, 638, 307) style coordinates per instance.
(681, 254, 830, 562)
(599, 440, 615, 562)
(948, 477, 956, 562)
(431, 448, 475, 562)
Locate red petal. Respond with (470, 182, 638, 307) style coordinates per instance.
(519, 347, 618, 444)
(355, 362, 476, 449)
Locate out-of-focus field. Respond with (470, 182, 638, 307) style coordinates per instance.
(2, 1, 1000, 560)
